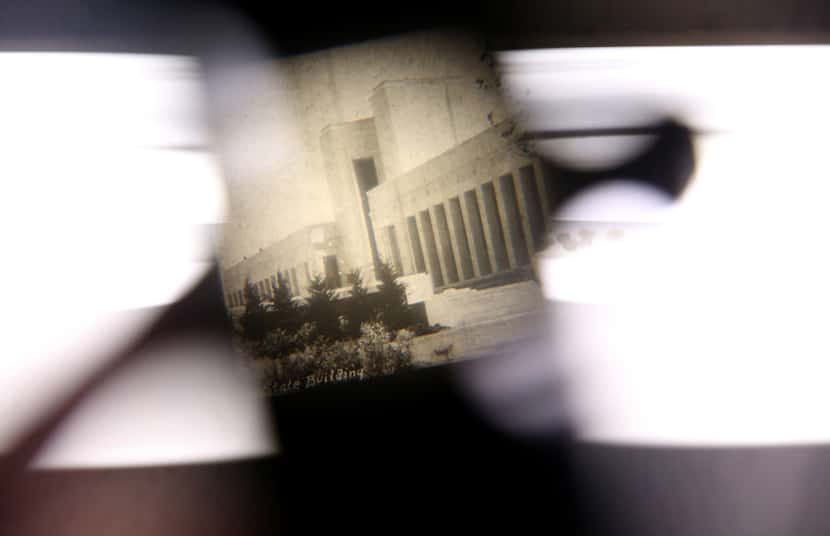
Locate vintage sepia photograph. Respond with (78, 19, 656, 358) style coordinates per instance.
(217, 29, 632, 395)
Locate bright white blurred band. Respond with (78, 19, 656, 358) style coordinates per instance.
(0, 52, 276, 467)
(502, 46, 830, 446)
(499, 45, 830, 168)
(31, 336, 275, 469)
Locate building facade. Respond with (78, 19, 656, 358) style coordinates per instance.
(221, 35, 553, 312)
(223, 222, 344, 308)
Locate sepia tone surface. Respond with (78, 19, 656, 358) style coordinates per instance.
(217, 30, 563, 393)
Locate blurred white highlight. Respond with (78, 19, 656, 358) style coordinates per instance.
(538, 132, 830, 446)
(539, 181, 672, 304)
(499, 45, 830, 168)
(0, 53, 237, 458)
(502, 46, 830, 446)
(0, 53, 209, 148)
(32, 337, 275, 469)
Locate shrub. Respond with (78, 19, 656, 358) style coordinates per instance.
(359, 321, 414, 377)
(343, 268, 372, 338)
(306, 274, 340, 340)
(375, 260, 411, 331)
(254, 329, 297, 358)
(266, 272, 301, 332)
(258, 320, 413, 394)
(240, 278, 267, 340)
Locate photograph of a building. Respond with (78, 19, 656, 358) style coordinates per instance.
(218, 30, 560, 391)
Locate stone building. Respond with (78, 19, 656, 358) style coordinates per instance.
(221, 33, 553, 313)
(223, 222, 343, 307)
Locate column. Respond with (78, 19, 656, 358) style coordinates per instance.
(302, 262, 311, 296)
(418, 209, 444, 288)
(462, 189, 492, 277)
(496, 173, 530, 267)
(290, 268, 300, 296)
(407, 215, 427, 273)
(517, 164, 547, 253)
(385, 225, 404, 275)
(479, 181, 510, 272)
(448, 196, 474, 281)
(432, 202, 459, 284)
(393, 218, 415, 275)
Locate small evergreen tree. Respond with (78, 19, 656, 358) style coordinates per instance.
(375, 260, 410, 332)
(267, 272, 300, 332)
(306, 274, 339, 340)
(240, 278, 266, 340)
(348, 268, 369, 301)
(344, 268, 371, 337)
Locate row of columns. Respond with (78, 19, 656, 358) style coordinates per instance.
(227, 162, 553, 307)
(379, 161, 552, 290)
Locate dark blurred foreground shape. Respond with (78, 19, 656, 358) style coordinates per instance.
(4, 1, 830, 535)
(8, 269, 830, 536)
(0, 270, 586, 536)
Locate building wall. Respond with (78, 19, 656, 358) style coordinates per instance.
(222, 222, 343, 309)
(221, 30, 528, 311)
(367, 121, 553, 290)
(319, 118, 385, 279)
(220, 30, 505, 271)
(370, 77, 507, 180)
